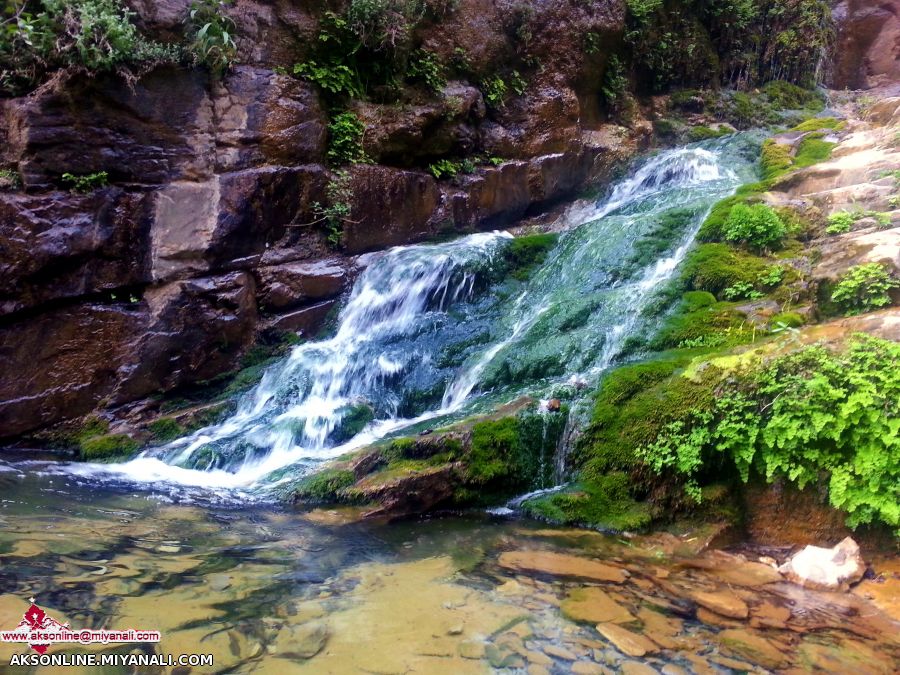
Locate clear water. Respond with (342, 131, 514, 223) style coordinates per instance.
(41, 135, 764, 496)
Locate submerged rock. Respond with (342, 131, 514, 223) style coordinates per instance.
(560, 587, 635, 625)
(595, 623, 658, 657)
(779, 536, 866, 591)
(498, 551, 628, 583)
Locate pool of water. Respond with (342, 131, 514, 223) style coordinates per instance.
(1, 465, 897, 674)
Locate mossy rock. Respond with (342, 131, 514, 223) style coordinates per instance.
(503, 233, 559, 280)
(681, 243, 769, 296)
(770, 311, 804, 328)
(79, 434, 139, 461)
(147, 417, 186, 443)
(293, 468, 357, 503)
(521, 472, 654, 532)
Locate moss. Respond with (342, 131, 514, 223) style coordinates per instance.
(147, 417, 186, 443)
(623, 207, 698, 275)
(791, 117, 844, 132)
(653, 118, 680, 139)
(504, 233, 559, 280)
(688, 125, 729, 142)
(293, 468, 357, 503)
(329, 403, 375, 444)
(698, 195, 743, 242)
(574, 362, 716, 476)
(760, 139, 793, 180)
(521, 473, 653, 532)
(793, 133, 836, 169)
(79, 434, 139, 461)
(762, 81, 824, 111)
(649, 297, 748, 352)
(681, 243, 769, 296)
(771, 311, 804, 328)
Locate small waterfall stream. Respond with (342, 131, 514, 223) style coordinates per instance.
(63, 135, 761, 494)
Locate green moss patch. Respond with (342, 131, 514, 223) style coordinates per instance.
(80, 434, 139, 461)
(293, 469, 358, 503)
(504, 233, 559, 281)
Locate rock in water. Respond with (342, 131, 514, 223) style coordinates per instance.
(779, 537, 865, 591)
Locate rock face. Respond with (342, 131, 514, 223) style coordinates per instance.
(779, 537, 866, 591)
(0, 1, 650, 441)
(830, 0, 900, 90)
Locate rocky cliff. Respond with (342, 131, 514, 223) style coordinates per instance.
(0, 0, 651, 439)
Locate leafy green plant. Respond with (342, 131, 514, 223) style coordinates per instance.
(480, 74, 507, 108)
(186, 0, 236, 72)
(721, 281, 763, 301)
(509, 69, 527, 96)
(293, 60, 363, 98)
(601, 54, 628, 113)
(0, 167, 21, 190)
(327, 112, 368, 165)
(723, 203, 786, 252)
(407, 48, 445, 92)
(826, 211, 855, 234)
(757, 265, 785, 288)
(62, 171, 109, 192)
(636, 336, 900, 533)
(874, 212, 892, 228)
(1, 0, 180, 96)
(830, 263, 899, 315)
(311, 170, 353, 248)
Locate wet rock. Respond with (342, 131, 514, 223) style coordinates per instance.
(360, 464, 460, 518)
(256, 259, 347, 312)
(688, 589, 749, 620)
(620, 662, 659, 675)
(498, 551, 628, 583)
(542, 644, 577, 660)
(779, 536, 866, 591)
(272, 621, 328, 660)
(689, 551, 784, 587)
(264, 300, 337, 337)
(717, 628, 791, 670)
(458, 641, 485, 659)
(749, 601, 792, 630)
(546, 398, 562, 412)
(0, 189, 153, 316)
(571, 661, 607, 675)
(595, 623, 658, 658)
(560, 587, 635, 625)
(635, 607, 683, 650)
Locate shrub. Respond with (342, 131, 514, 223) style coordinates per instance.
(826, 211, 854, 235)
(1, 0, 180, 96)
(62, 171, 109, 192)
(311, 170, 353, 248)
(186, 0, 236, 72)
(480, 74, 507, 108)
(830, 263, 900, 315)
(293, 60, 363, 98)
(636, 336, 900, 533)
(326, 112, 368, 165)
(0, 168, 21, 190)
(407, 48, 445, 92)
(763, 80, 824, 110)
(723, 203, 786, 252)
(601, 54, 628, 113)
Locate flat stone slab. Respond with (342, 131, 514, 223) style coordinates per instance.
(561, 587, 636, 624)
(498, 551, 628, 583)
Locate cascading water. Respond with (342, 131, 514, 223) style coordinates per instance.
(63, 134, 762, 494)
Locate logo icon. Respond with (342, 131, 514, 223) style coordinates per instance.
(12, 598, 70, 654)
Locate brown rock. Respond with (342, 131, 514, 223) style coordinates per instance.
(620, 662, 659, 675)
(497, 551, 627, 583)
(0, 189, 152, 316)
(595, 623, 658, 658)
(264, 300, 337, 337)
(717, 628, 791, 670)
(830, 0, 900, 89)
(359, 464, 460, 518)
(256, 259, 347, 311)
(689, 589, 749, 620)
(636, 607, 683, 650)
(560, 587, 635, 625)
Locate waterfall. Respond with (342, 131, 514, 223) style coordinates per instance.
(61, 135, 760, 493)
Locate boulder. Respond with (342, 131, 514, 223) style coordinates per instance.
(256, 259, 347, 312)
(779, 536, 866, 591)
(0, 189, 153, 316)
(830, 0, 900, 90)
